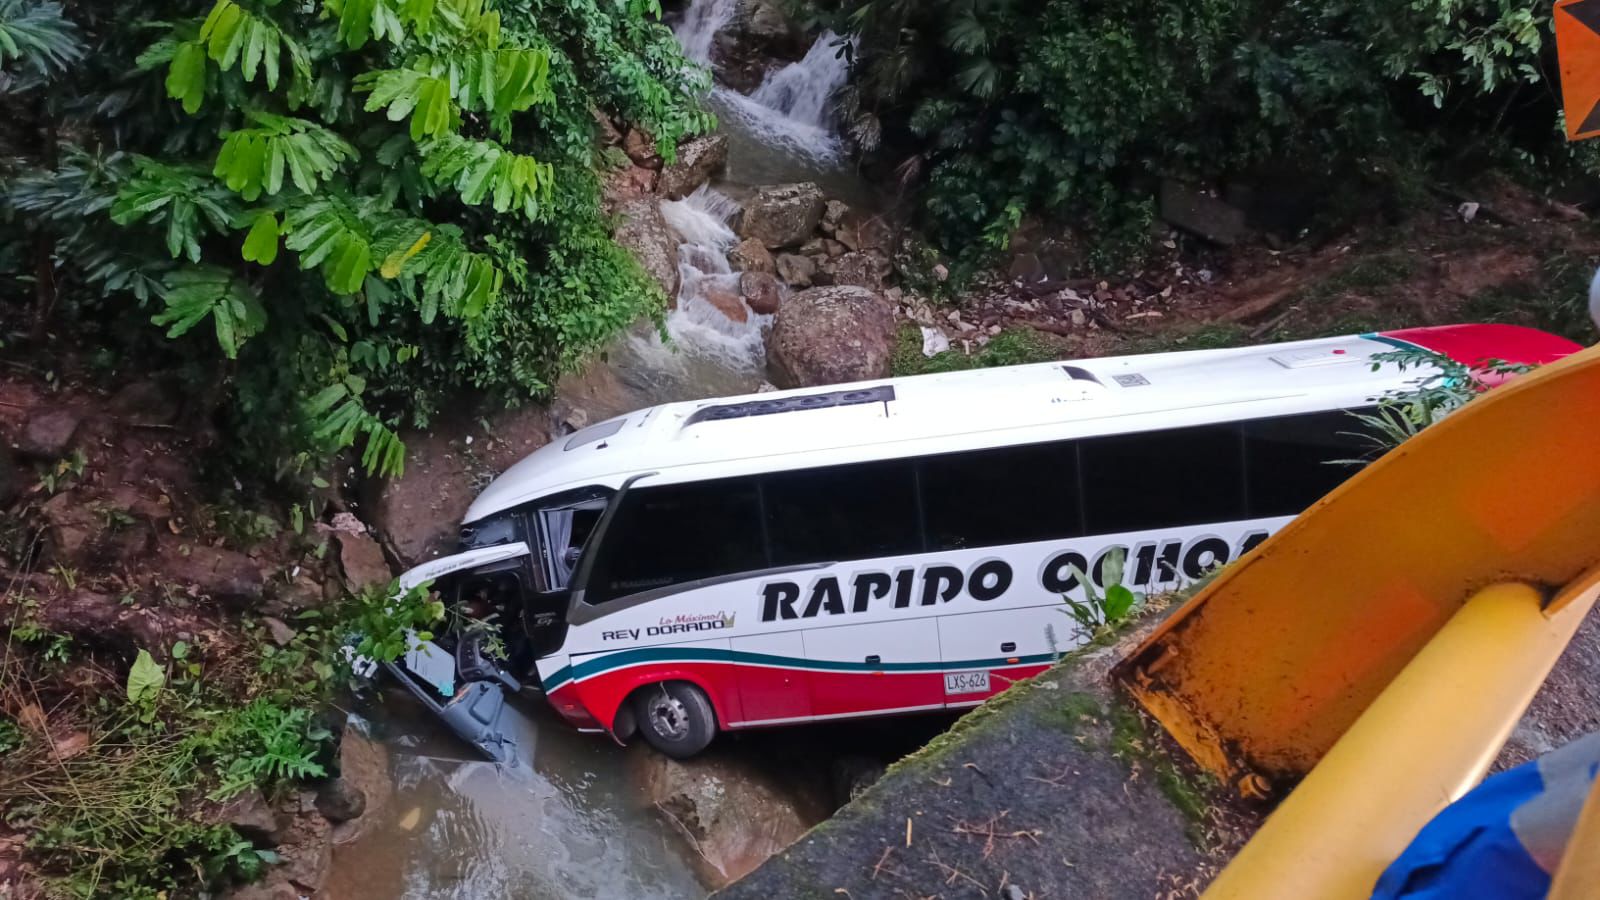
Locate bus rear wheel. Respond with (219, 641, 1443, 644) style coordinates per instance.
(633, 682, 715, 758)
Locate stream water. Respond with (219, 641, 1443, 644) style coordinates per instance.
(327, 4, 869, 897)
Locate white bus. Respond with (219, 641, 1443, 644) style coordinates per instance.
(386, 324, 1579, 761)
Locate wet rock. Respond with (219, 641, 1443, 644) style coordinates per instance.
(263, 572, 326, 616)
(622, 128, 660, 169)
(370, 432, 476, 567)
(639, 752, 818, 888)
(272, 805, 333, 895)
(774, 253, 816, 288)
(334, 531, 391, 591)
(703, 288, 751, 324)
(1159, 179, 1248, 245)
(767, 285, 896, 389)
(822, 199, 849, 231)
(824, 251, 889, 291)
(13, 586, 201, 655)
(613, 197, 681, 299)
(602, 163, 658, 211)
(315, 776, 366, 824)
(823, 239, 847, 258)
(592, 107, 623, 146)
(216, 788, 285, 844)
(740, 183, 825, 249)
(740, 271, 782, 315)
(659, 134, 729, 200)
(836, 213, 894, 254)
(737, 0, 800, 48)
(728, 238, 775, 275)
(329, 717, 392, 845)
(223, 882, 300, 900)
(263, 616, 296, 647)
(40, 492, 156, 570)
(156, 536, 264, 605)
(17, 408, 80, 460)
(109, 379, 180, 426)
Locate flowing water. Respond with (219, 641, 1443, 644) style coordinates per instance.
(325, 698, 706, 900)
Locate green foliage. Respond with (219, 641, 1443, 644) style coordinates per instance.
(207, 699, 329, 799)
(346, 578, 445, 662)
(1056, 547, 1144, 644)
(5, 0, 711, 483)
(0, 0, 82, 86)
(125, 649, 166, 707)
(1338, 347, 1537, 456)
(821, 0, 1567, 263)
(892, 324, 1058, 376)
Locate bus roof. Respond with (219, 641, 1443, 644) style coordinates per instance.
(463, 324, 1580, 523)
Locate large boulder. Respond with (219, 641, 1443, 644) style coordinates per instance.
(637, 751, 820, 888)
(369, 405, 553, 567)
(658, 134, 729, 200)
(739, 183, 824, 250)
(766, 285, 896, 389)
(728, 237, 775, 275)
(613, 198, 681, 300)
(737, 0, 800, 48)
(155, 536, 264, 605)
(740, 271, 782, 315)
(822, 251, 890, 291)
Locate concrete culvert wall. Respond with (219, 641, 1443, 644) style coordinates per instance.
(713, 622, 1246, 900)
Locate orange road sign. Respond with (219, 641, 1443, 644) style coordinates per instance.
(1557, 0, 1600, 140)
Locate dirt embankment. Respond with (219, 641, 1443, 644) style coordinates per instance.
(0, 369, 396, 898)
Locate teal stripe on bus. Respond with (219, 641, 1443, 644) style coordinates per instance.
(540, 647, 1059, 692)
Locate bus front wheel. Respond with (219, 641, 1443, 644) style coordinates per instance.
(633, 682, 716, 758)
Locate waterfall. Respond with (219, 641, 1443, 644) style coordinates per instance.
(710, 32, 850, 165)
(748, 34, 850, 131)
(672, 0, 736, 65)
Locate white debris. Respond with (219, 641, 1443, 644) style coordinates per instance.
(1458, 201, 1480, 223)
(920, 326, 950, 357)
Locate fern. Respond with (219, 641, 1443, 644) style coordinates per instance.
(214, 111, 358, 199)
(0, 0, 82, 85)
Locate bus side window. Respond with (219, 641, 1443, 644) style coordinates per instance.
(1080, 424, 1246, 534)
(1242, 410, 1374, 517)
(584, 477, 766, 605)
(764, 459, 922, 566)
(920, 442, 1084, 550)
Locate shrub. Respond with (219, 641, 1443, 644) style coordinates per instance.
(820, 0, 1560, 264)
(0, 0, 712, 480)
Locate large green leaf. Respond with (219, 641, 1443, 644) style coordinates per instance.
(165, 40, 207, 114)
(126, 649, 165, 706)
(240, 212, 280, 265)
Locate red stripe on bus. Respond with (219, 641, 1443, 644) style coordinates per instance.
(546, 661, 1054, 733)
(1381, 324, 1581, 370)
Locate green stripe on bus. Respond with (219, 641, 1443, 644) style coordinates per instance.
(541, 647, 1059, 692)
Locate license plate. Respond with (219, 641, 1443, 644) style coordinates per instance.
(944, 670, 991, 695)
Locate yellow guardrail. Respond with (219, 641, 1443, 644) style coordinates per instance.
(1118, 342, 1600, 791)
(1112, 342, 1600, 898)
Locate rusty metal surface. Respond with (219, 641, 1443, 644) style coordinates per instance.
(1116, 343, 1600, 791)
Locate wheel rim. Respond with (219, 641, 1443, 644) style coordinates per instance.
(646, 694, 691, 742)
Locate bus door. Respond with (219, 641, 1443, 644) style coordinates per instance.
(936, 603, 1060, 706)
(802, 616, 945, 718)
(729, 629, 812, 726)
